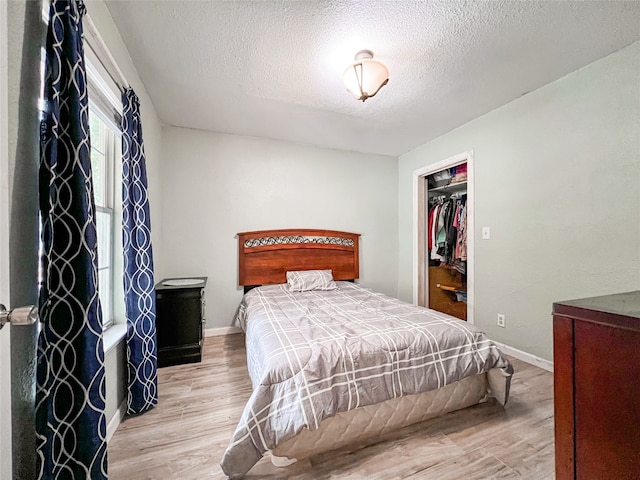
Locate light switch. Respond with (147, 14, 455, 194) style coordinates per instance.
(482, 227, 491, 239)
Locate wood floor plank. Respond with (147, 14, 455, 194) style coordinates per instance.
(108, 334, 555, 479)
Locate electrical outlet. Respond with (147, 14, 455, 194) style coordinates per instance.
(497, 314, 506, 328)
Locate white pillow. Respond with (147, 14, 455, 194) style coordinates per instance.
(286, 269, 337, 292)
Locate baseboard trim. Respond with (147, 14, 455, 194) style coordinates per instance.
(493, 341, 553, 372)
(205, 326, 242, 337)
(107, 399, 127, 443)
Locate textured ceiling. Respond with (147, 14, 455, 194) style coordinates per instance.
(105, 0, 640, 157)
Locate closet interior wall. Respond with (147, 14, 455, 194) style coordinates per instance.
(424, 163, 468, 321)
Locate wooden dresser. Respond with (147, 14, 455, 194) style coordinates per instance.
(155, 277, 207, 367)
(553, 291, 640, 480)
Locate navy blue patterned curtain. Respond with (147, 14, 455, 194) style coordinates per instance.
(36, 1, 107, 479)
(122, 88, 158, 416)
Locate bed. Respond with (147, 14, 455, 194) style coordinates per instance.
(220, 229, 513, 479)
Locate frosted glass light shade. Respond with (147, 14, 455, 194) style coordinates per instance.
(343, 51, 389, 102)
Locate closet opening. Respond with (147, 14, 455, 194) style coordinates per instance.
(413, 151, 474, 323)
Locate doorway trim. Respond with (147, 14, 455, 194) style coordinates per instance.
(412, 150, 475, 324)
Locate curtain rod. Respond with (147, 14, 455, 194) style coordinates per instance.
(83, 13, 129, 91)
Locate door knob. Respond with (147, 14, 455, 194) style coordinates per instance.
(0, 304, 38, 330)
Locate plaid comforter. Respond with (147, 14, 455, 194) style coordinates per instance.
(220, 282, 513, 478)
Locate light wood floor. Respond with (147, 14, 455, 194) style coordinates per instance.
(108, 334, 555, 479)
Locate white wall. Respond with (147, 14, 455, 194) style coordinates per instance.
(160, 127, 398, 329)
(398, 41, 640, 362)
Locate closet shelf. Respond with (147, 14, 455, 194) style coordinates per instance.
(428, 181, 467, 196)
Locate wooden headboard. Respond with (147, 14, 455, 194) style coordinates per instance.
(237, 229, 360, 287)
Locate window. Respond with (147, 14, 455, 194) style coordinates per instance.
(37, 25, 123, 330)
(89, 109, 120, 328)
(86, 46, 124, 330)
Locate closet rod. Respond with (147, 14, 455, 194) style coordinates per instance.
(429, 192, 465, 201)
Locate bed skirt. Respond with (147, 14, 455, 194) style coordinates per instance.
(270, 368, 509, 465)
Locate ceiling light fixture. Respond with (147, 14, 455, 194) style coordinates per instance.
(343, 50, 389, 102)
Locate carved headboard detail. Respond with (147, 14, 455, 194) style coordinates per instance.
(237, 229, 360, 287)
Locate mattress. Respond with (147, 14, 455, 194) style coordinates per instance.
(220, 282, 513, 478)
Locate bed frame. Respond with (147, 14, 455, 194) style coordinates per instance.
(235, 228, 507, 467)
(237, 229, 360, 288)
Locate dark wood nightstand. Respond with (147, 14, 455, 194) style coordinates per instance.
(155, 277, 207, 367)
